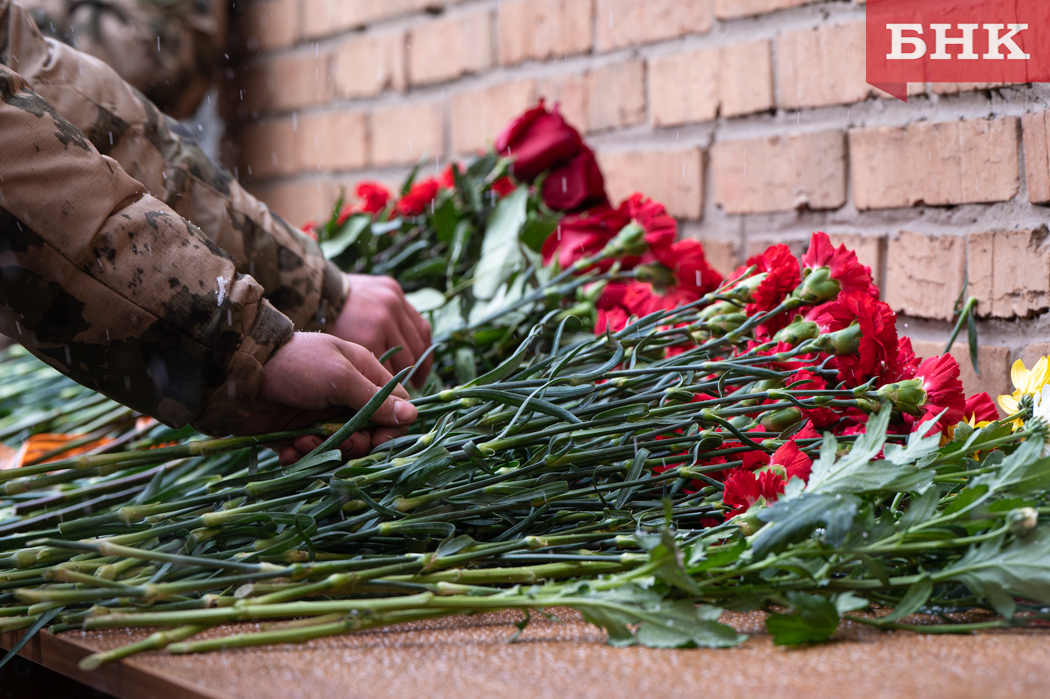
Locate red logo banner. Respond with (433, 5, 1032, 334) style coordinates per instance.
(866, 0, 1050, 101)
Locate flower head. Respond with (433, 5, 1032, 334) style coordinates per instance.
(496, 100, 584, 182)
(540, 148, 607, 211)
(745, 244, 802, 331)
(397, 178, 441, 216)
(998, 357, 1050, 417)
(808, 291, 899, 386)
(798, 231, 878, 303)
(541, 203, 629, 271)
(915, 354, 967, 431)
(964, 392, 1000, 427)
(355, 181, 393, 215)
(622, 239, 722, 317)
(722, 469, 786, 520)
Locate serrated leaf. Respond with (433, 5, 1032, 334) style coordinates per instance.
(765, 591, 840, 646)
(899, 488, 941, 529)
(687, 537, 746, 572)
(942, 529, 1050, 618)
(473, 186, 528, 300)
(751, 492, 861, 559)
(880, 575, 932, 623)
(634, 600, 745, 649)
(973, 437, 1050, 495)
(883, 422, 942, 466)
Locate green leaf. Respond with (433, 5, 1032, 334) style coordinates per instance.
(687, 537, 746, 572)
(465, 325, 540, 387)
(404, 288, 447, 313)
(765, 591, 840, 646)
(614, 448, 650, 510)
(806, 404, 933, 495)
(968, 312, 980, 375)
(880, 575, 932, 623)
(942, 528, 1050, 618)
(973, 437, 1050, 495)
(473, 186, 528, 300)
(435, 534, 476, 558)
(454, 347, 478, 385)
(432, 196, 459, 243)
(883, 422, 942, 467)
(634, 600, 745, 649)
(834, 591, 870, 615)
(899, 488, 942, 529)
(752, 492, 861, 559)
(320, 215, 370, 258)
(520, 215, 559, 252)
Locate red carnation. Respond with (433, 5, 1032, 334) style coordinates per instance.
(625, 193, 677, 257)
(809, 291, 899, 385)
(915, 354, 966, 431)
(800, 231, 878, 301)
(723, 469, 786, 520)
(496, 100, 584, 182)
(964, 392, 999, 424)
(356, 181, 393, 215)
(596, 307, 630, 334)
(491, 176, 516, 197)
(768, 440, 812, 483)
(883, 336, 921, 384)
(541, 203, 629, 271)
(397, 178, 441, 216)
(785, 369, 838, 427)
(622, 239, 723, 317)
(541, 148, 608, 212)
(747, 244, 802, 315)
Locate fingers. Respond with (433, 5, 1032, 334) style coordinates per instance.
(330, 341, 417, 427)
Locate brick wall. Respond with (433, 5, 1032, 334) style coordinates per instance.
(223, 0, 1050, 410)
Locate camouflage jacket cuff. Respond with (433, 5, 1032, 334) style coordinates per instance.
(300, 260, 348, 333)
(190, 300, 295, 436)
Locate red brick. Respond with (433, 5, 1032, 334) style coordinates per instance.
(850, 118, 1021, 210)
(744, 237, 808, 262)
(826, 233, 886, 290)
(693, 238, 741, 278)
(296, 112, 369, 172)
(968, 229, 1050, 318)
(232, 52, 330, 117)
(1021, 343, 1050, 373)
(777, 21, 871, 110)
(407, 8, 494, 86)
(237, 0, 300, 53)
(885, 231, 966, 321)
(332, 29, 406, 99)
(246, 179, 339, 228)
(649, 40, 772, 126)
(909, 340, 1012, 417)
(714, 0, 815, 20)
(597, 148, 704, 220)
(302, 0, 441, 39)
(585, 60, 645, 133)
(231, 118, 298, 180)
(371, 102, 445, 167)
(536, 73, 589, 133)
(595, 0, 711, 52)
(1022, 111, 1050, 204)
(450, 80, 537, 155)
(499, 0, 593, 66)
(711, 131, 846, 215)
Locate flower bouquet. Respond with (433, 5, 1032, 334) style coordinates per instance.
(0, 102, 1048, 669)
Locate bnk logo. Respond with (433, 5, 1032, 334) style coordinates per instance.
(867, 0, 1050, 101)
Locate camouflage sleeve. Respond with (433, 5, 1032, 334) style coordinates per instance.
(0, 63, 293, 436)
(18, 0, 226, 119)
(2, 0, 348, 333)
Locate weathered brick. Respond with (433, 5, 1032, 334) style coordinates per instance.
(714, 0, 814, 20)
(233, 52, 330, 117)
(930, 82, 1012, 95)
(649, 39, 772, 126)
(407, 8, 494, 86)
(450, 80, 536, 155)
(826, 233, 886, 290)
(596, 0, 712, 51)
(237, 0, 300, 53)
(968, 229, 1050, 318)
(597, 147, 704, 220)
(296, 112, 369, 172)
(332, 29, 406, 99)
(231, 118, 298, 180)
(909, 340, 1012, 417)
(711, 131, 846, 215)
(302, 0, 441, 39)
(585, 60, 645, 133)
(777, 21, 870, 110)
(536, 73, 589, 133)
(371, 102, 445, 167)
(850, 118, 1021, 210)
(1022, 111, 1050, 204)
(885, 231, 966, 321)
(692, 237, 740, 277)
(1021, 343, 1050, 372)
(499, 0, 593, 66)
(246, 179, 339, 228)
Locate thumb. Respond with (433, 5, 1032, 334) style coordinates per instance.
(327, 348, 417, 428)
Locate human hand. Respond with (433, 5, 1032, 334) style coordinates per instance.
(329, 274, 433, 388)
(236, 333, 418, 465)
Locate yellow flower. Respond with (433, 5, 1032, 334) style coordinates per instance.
(998, 356, 1050, 419)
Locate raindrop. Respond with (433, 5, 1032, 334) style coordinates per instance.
(157, 36, 160, 52)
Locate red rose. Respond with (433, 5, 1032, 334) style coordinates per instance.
(541, 148, 608, 212)
(496, 100, 584, 182)
(355, 181, 392, 215)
